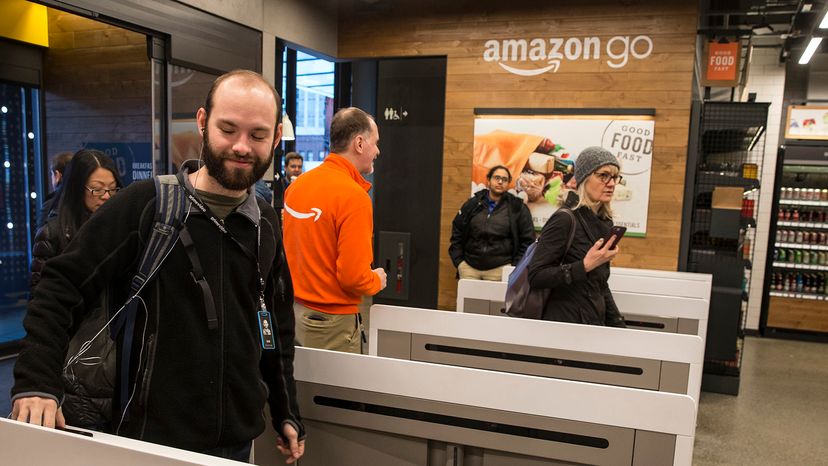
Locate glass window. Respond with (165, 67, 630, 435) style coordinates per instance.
(295, 51, 334, 168)
(0, 81, 42, 345)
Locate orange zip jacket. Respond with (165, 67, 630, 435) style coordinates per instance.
(283, 153, 381, 314)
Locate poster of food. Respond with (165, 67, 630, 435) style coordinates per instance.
(785, 105, 828, 141)
(473, 112, 655, 236)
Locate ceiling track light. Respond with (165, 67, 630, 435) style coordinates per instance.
(752, 24, 774, 35)
(798, 37, 823, 64)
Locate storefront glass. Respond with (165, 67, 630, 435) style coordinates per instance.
(294, 51, 334, 171)
(0, 82, 42, 345)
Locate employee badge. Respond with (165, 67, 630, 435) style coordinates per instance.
(258, 309, 276, 350)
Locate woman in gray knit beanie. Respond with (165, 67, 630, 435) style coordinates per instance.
(526, 146, 627, 327)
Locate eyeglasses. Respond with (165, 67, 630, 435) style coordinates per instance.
(593, 172, 623, 185)
(491, 175, 510, 184)
(85, 186, 120, 197)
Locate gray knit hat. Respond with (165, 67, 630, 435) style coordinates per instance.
(574, 146, 620, 187)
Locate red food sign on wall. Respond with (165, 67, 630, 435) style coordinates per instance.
(706, 41, 740, 82)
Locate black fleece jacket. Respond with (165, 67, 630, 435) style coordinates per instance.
(527, 206, 626, 327)
(13, 164, 304, 451)
(449, 190, 534, 270)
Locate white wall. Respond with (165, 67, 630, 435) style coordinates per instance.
(743, 47, 786, 331)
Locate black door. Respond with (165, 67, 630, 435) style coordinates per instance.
(373, 57, 447, 309)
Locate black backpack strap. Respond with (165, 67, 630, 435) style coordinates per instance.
(178, 225, 218, 330)
(558, 208, 577, 261)
(128, 175, 188, 295)
(111, 174, 187, 420)
(556, 208, 577, 284)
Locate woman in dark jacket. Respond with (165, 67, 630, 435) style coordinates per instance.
(449, 165, 535, 281)
(528, 147, 626, 327)
(29, 148, 122, 429)
(31, 149, 121, 288)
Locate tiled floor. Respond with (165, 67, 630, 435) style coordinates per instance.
(693, 336, 828, 465)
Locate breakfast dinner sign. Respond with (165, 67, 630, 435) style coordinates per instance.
(472, 113, 655, 236)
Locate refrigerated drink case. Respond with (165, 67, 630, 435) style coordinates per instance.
(762, 144, 828, 334)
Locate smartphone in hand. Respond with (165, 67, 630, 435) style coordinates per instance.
(603, 226, 627, 250)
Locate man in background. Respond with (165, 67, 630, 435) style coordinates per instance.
(284, 152, 303, 184)
(283, 107, 387, 354)
(37, 151, 74, 227)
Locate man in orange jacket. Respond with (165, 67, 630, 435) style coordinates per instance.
(283, 107, 387, 353)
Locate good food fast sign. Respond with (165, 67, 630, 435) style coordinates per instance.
(482, 35, 654, 76)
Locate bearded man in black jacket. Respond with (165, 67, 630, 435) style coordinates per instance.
(12, 70, 305, 464)
(450, 165, 535, 281)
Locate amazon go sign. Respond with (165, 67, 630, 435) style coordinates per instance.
(483, 36, 653, 76)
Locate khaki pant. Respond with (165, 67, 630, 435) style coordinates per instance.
(293, 302, 362, 354)
(458, 261, 505, 281)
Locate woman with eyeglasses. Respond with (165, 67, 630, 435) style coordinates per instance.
(31, 149, 122, 289)
(450, 165, 535, 281)
(527, 147, 627, 327)
(28, 148, 122, 430)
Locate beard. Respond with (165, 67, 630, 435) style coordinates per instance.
(201, 129, 273, 191)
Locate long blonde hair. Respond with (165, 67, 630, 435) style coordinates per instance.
(572, 164, 617, 219)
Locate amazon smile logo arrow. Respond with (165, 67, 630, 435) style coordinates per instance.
(285, 204, 322, 222)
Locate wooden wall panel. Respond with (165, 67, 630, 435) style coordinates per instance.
(339, 0, 698, 310)
(768, 297, 828, 333)
(44, 9, 151, 157)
